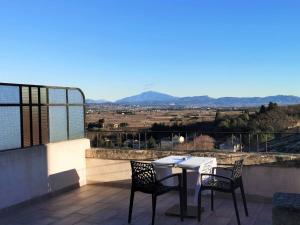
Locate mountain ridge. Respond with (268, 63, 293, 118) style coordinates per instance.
(88, 91, 300, 107)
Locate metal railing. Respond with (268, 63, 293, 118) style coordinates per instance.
(86, 130, 300, 153)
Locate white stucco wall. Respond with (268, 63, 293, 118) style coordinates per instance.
(0, 138, 90, 210)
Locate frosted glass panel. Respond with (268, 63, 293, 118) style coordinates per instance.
(40, 88, 47, 104)
(0, 85, 20, 104)
(22, 106, 31, 147)
(32, 106, 40, 145)
(0, 107, 21, 151)
(31, 87, 39, 104)
(41, 106, 49, 144)
(68, 89, 84, 104)
(69, 106, 84, 139)
(22, 87, 29, 104)
(49, 106, 68, 142)
(49, 89, 66, 104)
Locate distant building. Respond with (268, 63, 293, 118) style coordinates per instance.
(219, 142, 243, 152)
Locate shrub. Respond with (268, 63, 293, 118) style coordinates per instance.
(175, 135, 215, 151)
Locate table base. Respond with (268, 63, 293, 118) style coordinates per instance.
(165, 204, 204, 218)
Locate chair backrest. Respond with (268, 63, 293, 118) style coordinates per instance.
(231, 159, 244, 180)
(130, 161, 156, 188)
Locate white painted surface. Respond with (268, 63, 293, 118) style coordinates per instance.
(0, 138, 90, 210)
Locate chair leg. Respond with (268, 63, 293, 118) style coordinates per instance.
(128, 189, 135, 224)
(179, 189, 184, 221)
(152, 194, 157, 225)
(232, 190, 241, 225)
(211, 190, 214, 211)
(198, 188, 202, 222)
(240, 182, 249, 217)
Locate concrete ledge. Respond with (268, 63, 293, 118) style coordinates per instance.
(86, 151, 300, 199)
(86, 148, 300, 167)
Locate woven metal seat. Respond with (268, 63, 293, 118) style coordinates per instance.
(198, 159, 249, 225)
(128, 161, 184, 225)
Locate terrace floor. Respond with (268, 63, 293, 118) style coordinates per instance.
(0, 183, 272, 225)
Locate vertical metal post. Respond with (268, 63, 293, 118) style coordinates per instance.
(145, 132, 147, 149)
(193, 132, 196, 150)
(19, 85, 24, 148)
(118, 133, 121, 149)
(138, 133, 141, 149)
(29, 87, 33, 146)
(256, 134, 259, 152)
(171, 132, 174, 150)
(240, 133, 242, 152)
(132, 132, 134, 150)
(125, 132, 128, 148)
(182, 169, 188, 212)
(38, 87, 42, 145)
(66, 89, 69, 140)
(240, 134, 243, 152)
(185, 132, 188, 151)
(248, 133, 251, 152)
(265, 134, 268, 152)
(160, 138, 162, 150)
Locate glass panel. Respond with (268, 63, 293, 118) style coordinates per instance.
(69, 106, 84, 140)
(22, 87, 29, 104)
(0, 85, 20, 104)
(40, 88, 47, 104)
(41, 106, 49, 144)
(68, 89, 84, 104)
(22, 106, 31, 147)
(49, 106, 67, 142)
(32, 106, 40, 145)
(0, 107, 21, 151)
(48, 88, 66, 104)
(31, 87, 39, 104)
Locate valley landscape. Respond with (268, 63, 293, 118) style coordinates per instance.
(86, 92, 300, 153)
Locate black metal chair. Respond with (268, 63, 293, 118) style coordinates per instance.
(197, 159, 248, 225)
(128, 161, 184, 225)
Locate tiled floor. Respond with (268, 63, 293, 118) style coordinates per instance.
(0, 183, 272, 225)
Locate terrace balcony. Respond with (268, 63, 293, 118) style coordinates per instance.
(0, 83, 299, 225)
(2, 147, 300, 225)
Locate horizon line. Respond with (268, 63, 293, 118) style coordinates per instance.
(87, 91, 300, 102)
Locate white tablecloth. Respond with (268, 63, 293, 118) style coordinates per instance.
(152, 156, 217, 205)
(153, 156, 189, 186)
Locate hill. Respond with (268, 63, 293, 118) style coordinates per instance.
(115, 91, 178, 104)
(114, 91, 300, 107)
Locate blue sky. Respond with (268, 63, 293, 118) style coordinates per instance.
(0, 0, 300, 101)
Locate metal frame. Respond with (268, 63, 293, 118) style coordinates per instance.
(87, 129, 300, 153)
(0, 82, 86, 152)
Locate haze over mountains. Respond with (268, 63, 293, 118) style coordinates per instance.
(87, 91, 300, 107)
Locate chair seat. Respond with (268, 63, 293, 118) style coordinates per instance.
(202, 178, 232, 191)
(137, 183, 179, 195)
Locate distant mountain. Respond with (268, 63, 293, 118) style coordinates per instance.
(86, 99, 109, 104)
(116, 91, 178, 104)
(113, 91, 300, 107)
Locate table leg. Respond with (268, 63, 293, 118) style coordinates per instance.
(182, 168, 188, 212)
(165, 168, 201, 218)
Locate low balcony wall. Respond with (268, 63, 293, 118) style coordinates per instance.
(86, 148, 300, 200)
(0, 138, 90, 210)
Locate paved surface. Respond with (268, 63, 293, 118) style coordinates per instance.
(0, 184, 272, 225)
